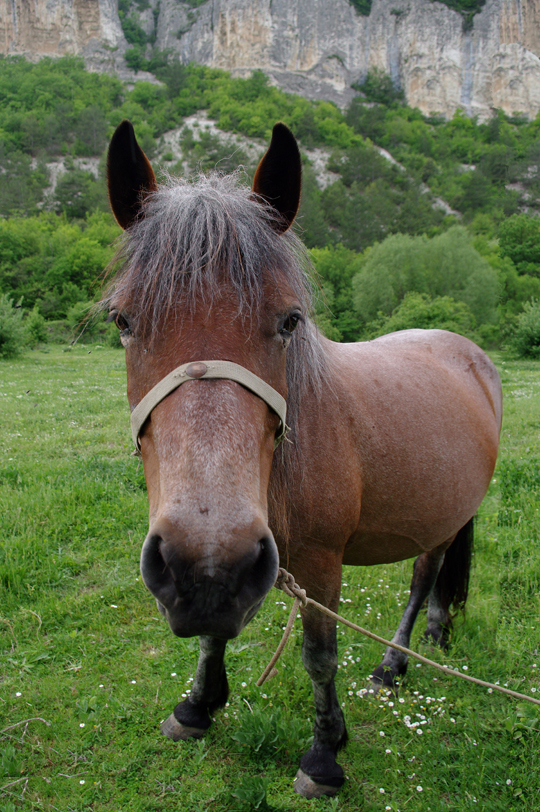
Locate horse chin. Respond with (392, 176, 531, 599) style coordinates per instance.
(161, 598, 264, 640)
(155, 599, 167, 617)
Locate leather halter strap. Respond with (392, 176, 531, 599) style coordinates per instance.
(131, 360, 288, 451)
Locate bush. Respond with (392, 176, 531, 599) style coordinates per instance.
(26, 305, 48, 347)
(498, 214, 540, 277)
(511, 299, 540, 358)
(0, 294, 28, 358)
(67, 300, 101, 340)
(354, 68, 405, 106)
(363, 292, 478, 341)
(45, 319, 71, 344)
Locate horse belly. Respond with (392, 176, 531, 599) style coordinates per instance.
(343, 530, 430, 566)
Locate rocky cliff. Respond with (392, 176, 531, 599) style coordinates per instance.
(0, 0, 133, 79)
(1, 0, 540, 120)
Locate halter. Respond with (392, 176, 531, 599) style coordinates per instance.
(130, 360, 289, 451)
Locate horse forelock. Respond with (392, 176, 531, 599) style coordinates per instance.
(101, 170, 327, 542)
(103, 171, 309, 329)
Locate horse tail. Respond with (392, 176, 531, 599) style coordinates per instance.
(436, 515, 474, 620)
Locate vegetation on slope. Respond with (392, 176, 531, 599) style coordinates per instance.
(1, 55, 540, 355)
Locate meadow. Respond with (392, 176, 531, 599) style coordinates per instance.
(1, 343, 539, 811)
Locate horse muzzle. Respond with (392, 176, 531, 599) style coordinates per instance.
(139, 523, 279, 639)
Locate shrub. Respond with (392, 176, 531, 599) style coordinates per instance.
(363, 292, 478, 340)
(354, 68, 405, 106)
(511, 299, 540, 358)
(0, 294, 28, 358)
(498, 213, 540, 277)
(67, 300, 101, 340)
(26, 305, 48, 347)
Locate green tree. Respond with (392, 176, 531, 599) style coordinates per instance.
(510, 299, 540, 358)
(296, 164, 332, 249)
(74, 106, 108, 156)
(26, 305, 48, 346)
(310, 244, 364, 340)
(352, 226, 500, 326)
(54, 167, 107, 219)
(498, 214, 540, 276)
(354, 69, 405, 106)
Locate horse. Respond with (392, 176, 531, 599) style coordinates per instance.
(103, 119, 502, 799)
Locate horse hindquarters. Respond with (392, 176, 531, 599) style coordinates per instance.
(370, 517, 474, 690)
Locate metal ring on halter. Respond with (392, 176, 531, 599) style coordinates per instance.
(130, 360, 289, 451)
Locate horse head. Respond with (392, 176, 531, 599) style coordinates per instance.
(106, 120, 304, 640)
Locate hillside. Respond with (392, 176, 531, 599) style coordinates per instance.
(1, 0, 540, 120)
(2, 56, 540, 355)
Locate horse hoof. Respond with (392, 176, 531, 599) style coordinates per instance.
(423, 627, 450, 651)
(293, 769, 340, 799)
(369, 677, 401, 700)
(369, 666, 401, 696)
(160, 713, 206, 741)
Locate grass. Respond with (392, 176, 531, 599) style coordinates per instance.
(1, 345, 540, 811)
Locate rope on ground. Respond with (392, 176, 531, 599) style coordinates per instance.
(257, 567, 540, 707)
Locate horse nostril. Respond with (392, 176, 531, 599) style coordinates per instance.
(243, 534, 279, 602)
(140, 534, 173, 595)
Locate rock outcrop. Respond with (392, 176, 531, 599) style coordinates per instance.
(1, 0, 540, 120)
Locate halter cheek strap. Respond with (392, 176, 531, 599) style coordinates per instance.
(130, 360, 289, 451)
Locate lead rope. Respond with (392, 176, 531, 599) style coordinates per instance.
(257, 568, 540, 707)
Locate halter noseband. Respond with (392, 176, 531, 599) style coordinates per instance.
(130, 360, 289, 451)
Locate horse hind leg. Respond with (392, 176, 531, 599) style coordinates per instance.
(370, 517, 474, 692)
(161, 635, 228, 741)
(425, 516, 474, 649)
(370, 545, 448, 691)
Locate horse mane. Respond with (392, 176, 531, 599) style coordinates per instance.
(101, 170, 327, 544)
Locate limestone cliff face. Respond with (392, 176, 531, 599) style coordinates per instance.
(0, 0, 128, 76)
(162, 0, 540, 119)
(1, 0, 540, 120)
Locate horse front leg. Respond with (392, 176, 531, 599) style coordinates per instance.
(161, 635, 228, 740)
(370, 544, 449, 691)
(294, 577, 348, 799)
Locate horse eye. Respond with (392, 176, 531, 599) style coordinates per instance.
(108, 310, 130, 333)
(281, 312, 302, 336)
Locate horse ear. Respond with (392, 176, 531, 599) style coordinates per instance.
(107, 119, 157, 230)
(252, 122, 301, 233)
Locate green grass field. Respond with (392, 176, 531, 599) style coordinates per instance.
(1, 345, 539, 811)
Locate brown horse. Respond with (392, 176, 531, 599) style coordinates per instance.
(104, 120, 502, 799)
